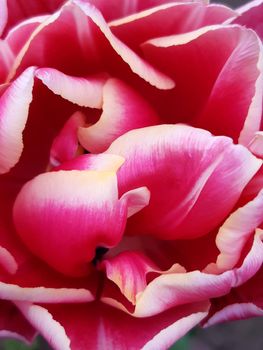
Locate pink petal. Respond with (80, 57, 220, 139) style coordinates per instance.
(206, 191, 263, 273)
(204, 303, 263, 327)
(10, 2, 174, 90)
(0, 246, 17, 274)
(54, 153, 125, 172)
(248, 131, 263, 158)
(0, 66, 35, 174)
(50, 111, 86, 167)
(103, 230, 263, 317)
(110, 2, 235, 52)
(0, 301, 36, 344)
(13, 170, 149, 276)
(15, 302, 71, 350)
(39, 301, 208, 350)
(82, 0, 206, 22)
(4, 0, 64, 34)
(78, 78, 158, 153)
(0, 281, 93, 303)
(233, 0, 263, 40)
(6, 15, 49, 57)
(142, 25, 263, 143)
(0, 0, 7, 37)
(35, 68, 106, 108)
(100, 251, 159, 304)
(106, 124, 261, 240)
(0, 39, 14, 83)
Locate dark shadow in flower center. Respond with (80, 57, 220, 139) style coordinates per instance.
(92, 246, 109, 266)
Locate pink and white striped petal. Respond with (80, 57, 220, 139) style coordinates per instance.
(205, 193, 263, 273)
(0, 281, 93, 303)
(35, 68, 106, 108)
(0, 39, 14, 83)
(0, 301, 36, 345)
(50, 111, 86, 167)
(0, 66, 35, 174)
(100, 251, 159, 304)
(40, 301, 208, 350)
(106, 124, 261, 240)
(102, 230, 263, 317)
(110, 2, 235, 52)
(9, 1, 174, 90)
(78, 78, 158, 153)
(142, 25, 263, 144)
(13, 169, 150, 277)
(248, 131, 263, 158)
(83, 0, 206, 22)
(204, 302, 263, 327)
(15, 302, 71, 350)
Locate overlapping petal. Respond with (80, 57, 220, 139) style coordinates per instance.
(233, 0, 263, 40)
(0, 66, 35, 174)
(13, 167, 150, 276)
(4, 0, 64, 34)
(0, 301, 36, 344)
(36, 301, 208, 350)
(101, 230, 263, 317)
(78, 78, 159, 153)
(106, 124, 261, 240)
(206, 190, 263, 273)
(142, 25, 263, 144)
(110, 2, 235, 52)
(35, 68, 106, 108)
(9, 1, 174, 90)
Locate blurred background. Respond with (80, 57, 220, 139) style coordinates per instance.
(1, 0, 263, 349)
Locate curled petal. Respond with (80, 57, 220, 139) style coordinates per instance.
(50, 111, 86, 166)
(101, 251, 184, 305)
(110, 2, 235, 52)
(206, 190, 263, 273)
(78, 78, 158, 153)
(13, 169, 149, 276)
(35, 68, 106, 108)
(38, 301, 208, 350)
(102, 230, 263, 317)
(84, 0, 207, 22)
(15, 302, 71, 350)
(142, 25, 263, 143)
(0, 282, 93, 303)
(10, 2, 174, 90)
(0, 301, 36, 344)
(0, 246, 17, 274)
(0, 66, 35, 173)
(248, 131, 263, 158)
(101, 251, 159, 304)
(204, 303, 263, 327)
(106, 124, 261, 240)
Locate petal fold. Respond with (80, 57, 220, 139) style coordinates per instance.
(78, 78, 158, 153)
(35, 68, 106, 108)
(13, 169, 148, 277)
(106, 124, 261, 240)
(0, 66, 35, 173)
